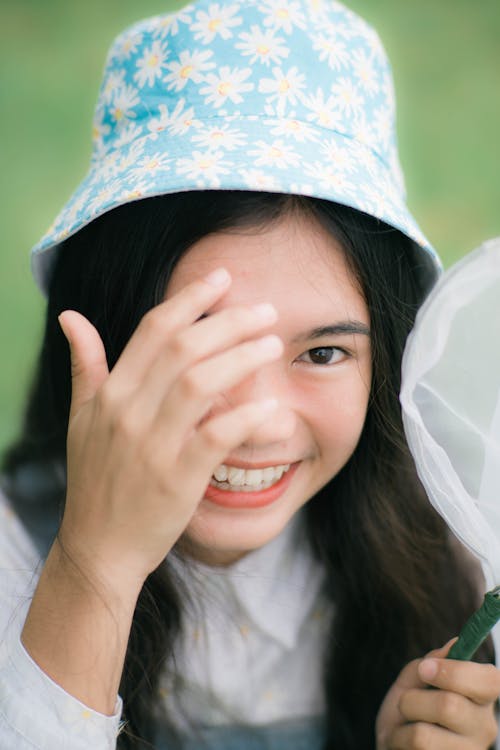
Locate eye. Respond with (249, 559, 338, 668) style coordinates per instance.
(297, 346, 347, 366)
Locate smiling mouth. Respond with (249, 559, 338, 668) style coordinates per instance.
(210, 462, 291, 492)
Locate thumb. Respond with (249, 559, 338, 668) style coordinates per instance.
(59, 310, 109, 415)
(376, 638, 458, 748)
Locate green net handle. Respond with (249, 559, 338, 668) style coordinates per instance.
(447, 587, 500, 661)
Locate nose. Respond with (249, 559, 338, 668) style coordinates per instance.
(211, 361, 296, 446)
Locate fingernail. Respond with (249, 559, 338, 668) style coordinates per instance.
(419, 658, 438, 680)
(251, 303, 277, 321)
(205, 268, 230, 286)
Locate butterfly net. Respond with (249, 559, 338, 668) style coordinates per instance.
(400, 238, 500, 653)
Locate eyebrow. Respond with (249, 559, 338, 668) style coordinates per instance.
(291, 321, 371, 343)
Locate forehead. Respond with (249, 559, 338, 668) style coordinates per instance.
(166, 212, 367, 320)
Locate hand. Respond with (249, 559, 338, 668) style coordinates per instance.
(57, 268, 292, 593)
(376, 640, 500, 749)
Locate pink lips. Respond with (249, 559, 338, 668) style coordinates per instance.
(203, 462, 300, 509)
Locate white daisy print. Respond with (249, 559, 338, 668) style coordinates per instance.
(134, 40, 169, 88)
(117, 31, 143, 60)
(113, 122, 144, 149)
(96, 150, 123, 179)
(330, 77, 363, 117)
(312, 33, 350, 70)
(116, 178, 150, 204)
(380, 174, 402, 205)
(379, 71, 396, 111)
(130, 152, 171, 179)
(329, 21, 357, 40)
(191, 125, 247, 151)
(200, 66, 253, 108)
(87, 181, 123, 216)
(289, 181, 315, 194)
(350, 115, 377, 151)
(361, 26, 387, 62)
(91, 115, 111, 146)
(373, 104, 393, 149)
(147, 104, 171, 139)
(102, 69, 126, 105)
(357, 185, 392, 220)
(248, 139, 300, 168)
(267, 116, 317, 142)
(65, 187, 93, 224)
(351, 139, 378, 176)
(307, 0, 332, 23)
(258, 66, 306, 115)
(321, 139, 355, 173)
(191, 3, 242, 45)
(176, 150, 231, 186)
(388, 151, 406, 194)
(305, 162, 355, 193)
(235, 25, 289, 67)
(304, 88, 343, 130)
(152, 10, 192, 38)
(110, 84, 140, 125)
(351, 49, 379, 96)
(116, 139, 148, 173)
(240, 168, 279, 190)
(164, 49, 215, 91)
(167, 99, 199, 136)
(258, 0, 306, 35)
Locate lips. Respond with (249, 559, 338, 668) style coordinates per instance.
(204, 462, 300, 509)
(211, 462, 291, 490)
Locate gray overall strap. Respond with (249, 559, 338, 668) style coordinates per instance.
(154, 716, 326, 750)
(1, 461, 63, 559)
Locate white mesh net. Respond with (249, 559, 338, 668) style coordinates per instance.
(400, 237, 500, 663)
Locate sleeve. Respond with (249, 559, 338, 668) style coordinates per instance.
(0, 492, 124, 749)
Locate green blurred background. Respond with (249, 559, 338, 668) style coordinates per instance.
(1, 0, 499, 454)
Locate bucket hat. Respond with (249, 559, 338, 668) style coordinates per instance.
(31, 0, 440, 293)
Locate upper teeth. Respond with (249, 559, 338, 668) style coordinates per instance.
(213, 463, 290, 486)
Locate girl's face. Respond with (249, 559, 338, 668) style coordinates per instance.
(166, 211, 372, 565)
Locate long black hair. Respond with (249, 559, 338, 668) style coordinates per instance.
(2, 192, 491, 749)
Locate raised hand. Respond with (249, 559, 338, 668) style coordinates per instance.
(58, 267, 292, 588)
(21, 268, 293, 713)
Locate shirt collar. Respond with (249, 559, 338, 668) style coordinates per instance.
(176, 513, 325, 650)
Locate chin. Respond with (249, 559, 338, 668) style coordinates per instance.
(179, 497, 304, 566)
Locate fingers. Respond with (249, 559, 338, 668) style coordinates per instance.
(110, 268, 232, 388)
(388, 721, 473, 750)
(180, 397, 290, 480)
(149, 333, 284, 447)
(386, 640, 457, 695)
(376, 641, 500, 750)
(127, 302, 279, 424)
(59, 310, 109, 415)
(399, 688, 488, 736)
(418, 658, 500, 706)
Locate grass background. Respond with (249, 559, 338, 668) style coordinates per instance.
(1, 1, 499, 454)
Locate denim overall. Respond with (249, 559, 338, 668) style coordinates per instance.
(154, 717, 326, 750)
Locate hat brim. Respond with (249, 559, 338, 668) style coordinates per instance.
(31, 115, 439, 293)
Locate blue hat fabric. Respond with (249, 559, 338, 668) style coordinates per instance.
(31, 0, 440, 293)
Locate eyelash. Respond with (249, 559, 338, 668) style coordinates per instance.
(296, 346, 348, 366)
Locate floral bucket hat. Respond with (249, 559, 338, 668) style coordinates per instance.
(31, 0, 440, 293)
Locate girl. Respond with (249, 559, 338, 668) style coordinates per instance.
(1, 2, 499, 749)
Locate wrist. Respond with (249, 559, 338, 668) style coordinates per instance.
(50, 532, 146, 610)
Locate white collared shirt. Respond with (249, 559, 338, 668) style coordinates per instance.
(0, 489, 329, 748)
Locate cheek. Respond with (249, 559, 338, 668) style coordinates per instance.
(300, 372, 371, 454)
